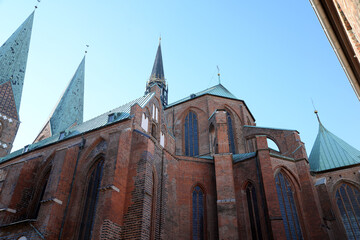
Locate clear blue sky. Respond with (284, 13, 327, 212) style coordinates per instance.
(1, 0, 359, 153)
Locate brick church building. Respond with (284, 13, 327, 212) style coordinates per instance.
(1, 10, 360, 240)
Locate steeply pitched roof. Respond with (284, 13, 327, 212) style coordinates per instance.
(149, 43, 164, 81)
(49, 57, 85, 135)
(166, 84, 238, 108)
(0, 92, 155, 163)
(0, 11, 34, 115)
(309, 123, 360, 172)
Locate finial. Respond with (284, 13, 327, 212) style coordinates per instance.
(159, 35, 161, 44)
(217, 65, 221, 84)
(85, 45, 89, 54)
(311, 98, 321, 124)
(35, 0, 41, 9)
(314, 110, 321, 124)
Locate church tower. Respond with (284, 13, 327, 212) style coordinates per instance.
(145, 40, 168, 106)
(0, 11, 34, 156)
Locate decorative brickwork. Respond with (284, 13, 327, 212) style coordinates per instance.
(100, 219, 122, 240)
(0, 81, 18, 120)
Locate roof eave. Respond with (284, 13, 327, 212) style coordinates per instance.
(310, 0, 360, 100)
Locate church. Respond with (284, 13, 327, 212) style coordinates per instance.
(1, 9, 360, 240)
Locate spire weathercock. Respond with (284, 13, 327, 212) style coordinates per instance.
(145, 40, 168, 106)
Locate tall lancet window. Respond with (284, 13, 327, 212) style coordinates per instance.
(192, 186, 205, 240)
(79, 159, 104, 240)
(226, 112, 236, 154)
(275, 172, 303, 240)
(246, 183, 262, 240)
(335, 183, 360, 239)
(184, 111, 199, 156)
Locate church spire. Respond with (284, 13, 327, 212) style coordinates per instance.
(0, 11, 35, 117)
(34, 57, 85, 142)
(145, 40, 168, 106)
(150, 40, 165, 82)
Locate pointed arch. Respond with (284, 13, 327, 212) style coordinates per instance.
(28, 154, 54, 219)
(226, 111, 236, 154)
(191, 184, 206, 240)
(274, 171, 303, 240)
(244, 181, 263, 240)
(184, 111, 199, 156)
(334, 182, 360, 239)
(78, 156, 105, 240)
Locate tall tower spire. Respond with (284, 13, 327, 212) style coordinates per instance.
(0, 11, 35, 156)
(145, 40, 168, 106)
(34, 57, 85, 143)
(0, 11, 35, 117)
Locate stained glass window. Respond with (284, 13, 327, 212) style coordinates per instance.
(226, 112, 236, 154)
(246, 183, 263, 240)
(275, 172, 303, 240)
(335, 183, 360, 239)
(185, 111, 199, 156)
(192, 186, 204, 240)
(79, 159, 104, 240)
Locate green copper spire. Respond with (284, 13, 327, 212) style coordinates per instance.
(309, 121, 360, 172)
(0, 11, 35, 116)
(49, 57, 85, 135)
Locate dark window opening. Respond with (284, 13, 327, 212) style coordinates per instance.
(275, 172, 303, 240)
(335, 183, 360, 239)
(59, 131, 65, 140)
(23, 145, 29, 153)
(151, 123, 157, 139)
(246, 183, 263, 240)
(226, 112, 236, 154)
(108, 113, 115, 123)
(185, 111, 199, 156)
(79, 159, 104, 240)
(192, 186, 204, 240)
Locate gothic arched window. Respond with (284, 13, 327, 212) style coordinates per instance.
(246, 183, 262, 240)
(275, 172, 303, 240)
(184, 111, 199, 156)
(226, 112, 236, 154)
(192, 186, 205, 240)
(79, 159, 104, 240)
(335, 183, 360, 239)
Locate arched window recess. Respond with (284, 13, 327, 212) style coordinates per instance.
(184, 111, 199, 157)
(79, 158, 105, 240)
(335, 182, 360, 239)
(275, 171, 303, 240)
(192, 185, 205, 240)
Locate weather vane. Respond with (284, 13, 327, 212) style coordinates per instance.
(311, 98, 321, 124)
(35, 0, 41, 9)
(85, 45, 89, 54)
